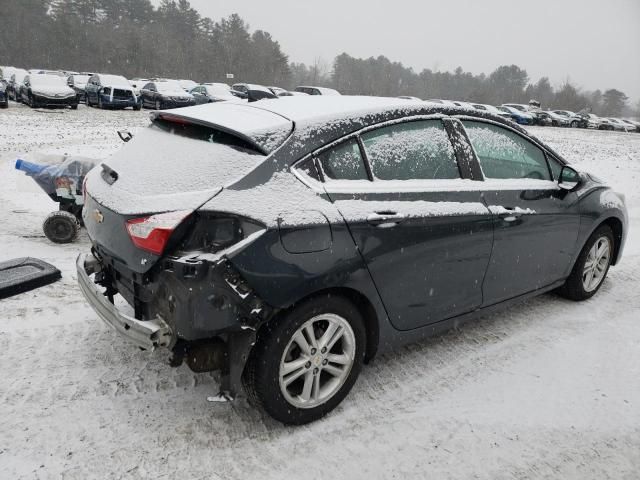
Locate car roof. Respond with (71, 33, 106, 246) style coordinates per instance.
(154, 96, 558, 159)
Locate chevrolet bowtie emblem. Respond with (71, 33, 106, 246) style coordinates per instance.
(93, 209, 104, 223)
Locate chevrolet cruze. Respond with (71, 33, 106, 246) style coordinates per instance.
(78, 96, 627, 424)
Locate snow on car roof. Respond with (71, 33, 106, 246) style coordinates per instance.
(297, 86, 341, 95)
(159, 96, 429, 154)
(98, 74, 131, 87)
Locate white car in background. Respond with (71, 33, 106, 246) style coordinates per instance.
(471, 103, 512, 120)
(607, 118, 635, 132)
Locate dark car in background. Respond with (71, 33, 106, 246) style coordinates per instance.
(78, 96, 627, 425)
(85, 74, 141, 110)
(294, 85, 341, 95)
(0, 81, 7, 108)
(190, 84, 236, 104)
(20, 74, 78, 108)
(231, 83, 278, 101)
(553, 110, 587, 128)
(140, 80, 196, 109)
(67, 74, 91, 103)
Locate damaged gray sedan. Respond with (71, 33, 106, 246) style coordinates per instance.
(78, 96, 627, 424)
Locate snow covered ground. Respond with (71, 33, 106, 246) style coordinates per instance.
(0, 103, 639, 479)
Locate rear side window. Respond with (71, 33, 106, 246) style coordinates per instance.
(462, 121, 551, 180)
(360, 120, 459, 180)
(317, 139, 368, 181)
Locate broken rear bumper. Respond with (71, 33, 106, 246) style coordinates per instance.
(76, 253, 173, 349)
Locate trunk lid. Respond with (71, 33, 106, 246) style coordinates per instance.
(84, 121, 278, 273)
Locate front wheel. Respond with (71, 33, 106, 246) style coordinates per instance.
(243, 295, 366, 425)
(557, 225, 614, 301)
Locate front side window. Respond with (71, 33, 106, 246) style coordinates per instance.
(317, 139, 368, 181)
(462, 121, 551, 180)
(360, 120, 459, 180)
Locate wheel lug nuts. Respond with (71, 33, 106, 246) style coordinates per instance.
(313, 368, 319, 375)
(321, 347, 327, 354)
(305, 361, 311, 369)
(311, 348, 317, 355)
(322, 359, 328, 365)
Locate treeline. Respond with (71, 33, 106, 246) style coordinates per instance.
(0, 0, 290, 85)
(1, 0, 636, 116)
(330, 55, 633, 117)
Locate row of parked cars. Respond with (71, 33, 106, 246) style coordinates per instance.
(2, 65, 638, 133)
(0, 65, 342, 111)
(423, 98, 640, 133)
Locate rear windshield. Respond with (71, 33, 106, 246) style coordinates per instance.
(151, 117, 265, 155)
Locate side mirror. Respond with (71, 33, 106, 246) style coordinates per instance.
(558, 165, 581, 191)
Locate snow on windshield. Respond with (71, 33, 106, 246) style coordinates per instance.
(30, 75, 67, 87)
(156, 81, 185, 94)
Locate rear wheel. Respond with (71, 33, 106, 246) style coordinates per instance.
(243, 295, 366, 425)
(557, 225, 614, 301)
(42, 211, 80, 244)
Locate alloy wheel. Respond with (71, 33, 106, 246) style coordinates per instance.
(278, 313, 356, 409)
(582, 236, 611, 292)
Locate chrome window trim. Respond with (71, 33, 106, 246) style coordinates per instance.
(456, 116, 557, 183)
(291, 114, 563, 194)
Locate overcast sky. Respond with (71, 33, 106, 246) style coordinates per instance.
(184, 0, 640, 102)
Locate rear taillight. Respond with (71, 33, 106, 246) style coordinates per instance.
(126, 210, 191, 255)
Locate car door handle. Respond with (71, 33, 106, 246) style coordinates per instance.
(498, 207, 522, 223)
(367, 212, 406, 227)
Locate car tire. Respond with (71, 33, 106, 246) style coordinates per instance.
(98, 96, 104, 109)
(570, 121, 578, 128)
(243, 294, 366, 425)
(42, 211, 80, 244)
(133, 103, 141, 111)
(71, 103, 78, 110)
(557, 225, 614, 301)
(28, 93, 36, 108)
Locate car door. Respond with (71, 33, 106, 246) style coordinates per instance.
(140, 83, 154, 107)
(459, 119, 580, 305)
(309, 118, 494, 331)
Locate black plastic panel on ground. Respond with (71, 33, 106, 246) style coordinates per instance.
(0, 257, 61, 299)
